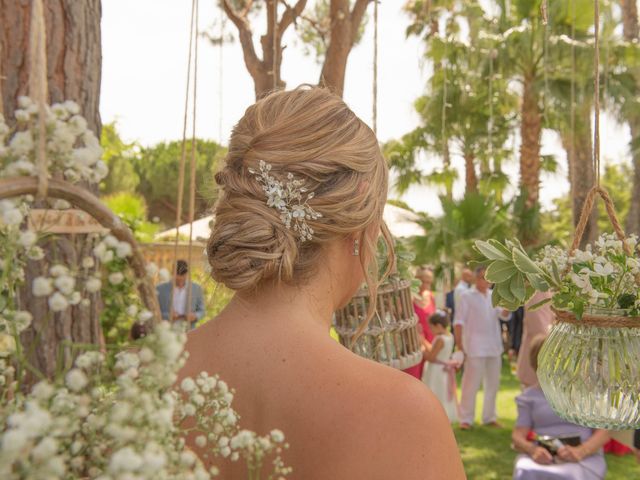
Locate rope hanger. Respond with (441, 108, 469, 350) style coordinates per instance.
(570, 0, 631, 257)
(171, 0, 200, 321)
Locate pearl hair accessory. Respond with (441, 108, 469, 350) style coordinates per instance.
(249, 160, 322, 242)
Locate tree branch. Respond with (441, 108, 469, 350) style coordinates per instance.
(279, 0, 307, 32)
(222, 0, 262, 76)
(350, 0, 372, 43)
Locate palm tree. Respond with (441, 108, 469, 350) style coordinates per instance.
(389, 1, 516, 201)
(493, 0, 593, 245)
(412, 192, 513, 282)
(618, 0, 640, 235)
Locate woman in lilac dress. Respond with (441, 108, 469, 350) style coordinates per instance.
(512, 335, 609, 479)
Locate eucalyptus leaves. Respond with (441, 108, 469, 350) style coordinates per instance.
(474, 233, 640, 319)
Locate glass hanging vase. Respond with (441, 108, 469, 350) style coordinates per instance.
(537, 307, 640, 429)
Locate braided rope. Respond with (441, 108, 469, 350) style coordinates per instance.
(554, 308, 640, 329)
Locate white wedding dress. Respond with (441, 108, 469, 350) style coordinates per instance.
(421, 334, 458, 422)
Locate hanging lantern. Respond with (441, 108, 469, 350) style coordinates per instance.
(334, 278, 422, 370)
(537, 309, 640, 429)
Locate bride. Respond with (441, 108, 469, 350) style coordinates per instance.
(179, 87, 465, 479)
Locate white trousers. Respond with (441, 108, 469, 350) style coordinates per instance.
(459, 355, 502, 425)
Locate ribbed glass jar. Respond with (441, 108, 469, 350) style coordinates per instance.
(537, 316, 640, 429)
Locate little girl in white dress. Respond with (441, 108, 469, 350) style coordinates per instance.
(422, 310, 459, 422)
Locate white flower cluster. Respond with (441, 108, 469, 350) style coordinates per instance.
(0, 97, 107, 184)
(0, 322, 290, 479)
(0, 310, 32, 357)
(93, 234, 133, 266)
(537, 233, 640, 312)
(249, 160, 322, 242)
(32, 265, 82, 313)
(536, 245, 568, 274)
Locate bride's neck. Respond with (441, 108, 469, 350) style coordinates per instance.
(230, 278, 336, 332)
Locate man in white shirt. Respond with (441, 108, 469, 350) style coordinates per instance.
(454, 266, 509, 430)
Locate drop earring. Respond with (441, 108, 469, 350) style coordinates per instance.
(352, 239, 360, 256)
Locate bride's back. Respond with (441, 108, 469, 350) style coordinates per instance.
(180, 87, 465, 479)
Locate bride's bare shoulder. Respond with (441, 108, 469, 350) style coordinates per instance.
(329, 357, 466, 479)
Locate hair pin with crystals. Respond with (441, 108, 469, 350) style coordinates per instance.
(248, 160, 322, 242)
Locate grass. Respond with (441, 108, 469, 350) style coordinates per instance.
(452, 362, 638, 479)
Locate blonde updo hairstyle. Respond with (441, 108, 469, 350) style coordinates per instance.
(208, 87, 393, 324)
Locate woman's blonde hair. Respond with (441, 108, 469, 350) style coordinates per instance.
(207, 87, 393, 319)
(529, 334, 547, 372)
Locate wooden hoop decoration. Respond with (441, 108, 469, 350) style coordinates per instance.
(0, 176, 161, 322)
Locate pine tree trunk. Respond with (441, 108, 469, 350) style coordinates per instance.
(0, 0, 104, 380)
(620, 0, 640, 235)
(0, 0, 102, 133)
(463, 151, 477, 195)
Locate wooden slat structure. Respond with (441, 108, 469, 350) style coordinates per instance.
(334, 279, 422, 370)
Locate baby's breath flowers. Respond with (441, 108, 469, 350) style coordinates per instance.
(0, 100, 290, 480)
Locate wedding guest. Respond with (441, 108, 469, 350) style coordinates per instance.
(516, 291, 554, 388)
(454, 267, 474, 306)
(454, 266, 509, 430)
(156, 260, 206, 329)
(508, 307, 524, 357)
(512, 335, 609, 479)
(445, 280, 457, 322)
(403, 265, 436, 379)
(422, 310, 458, 422)
(178, 87, 465, 479)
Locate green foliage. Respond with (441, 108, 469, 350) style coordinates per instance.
(100, 257, 138, 346)
(294, 1, 368, 63)
(133, 139, 226, 226)
(394, 1, 518, 201)
(376, 236, 416, 283)
(191, 268, 234, 327)
(100, 122, 140, 195)
(102, 192, 159, 243)
(476, 231, 640, 318)
(475, 238, 554, 311)
(412, 192, 513, 282)
(539, 162, 634, 247)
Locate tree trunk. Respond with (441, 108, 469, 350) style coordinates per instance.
(223, 0, 304, 100)
(518, 72, 542, 245)
(463, 151, 477, 195)
(0, 0, 104, 380)
(627, 116, 640, 235)
(0, 0, 102, 133)
(519, 72, 541, 208)
(561, 108, 598, 248)
(320, 0, 371, 97)
(620, 0, 640, 235)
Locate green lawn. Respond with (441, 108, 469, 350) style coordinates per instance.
(453, 362, 638, 479)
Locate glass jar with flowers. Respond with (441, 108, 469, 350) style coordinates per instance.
(475, 189, 640, 429)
